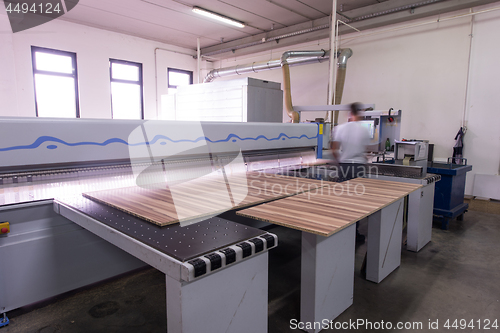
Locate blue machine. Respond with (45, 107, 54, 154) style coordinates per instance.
(427, 158, 472, 230)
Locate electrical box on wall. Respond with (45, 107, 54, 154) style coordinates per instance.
(161, 77, 283, 122)
(379, 114, 401, 152)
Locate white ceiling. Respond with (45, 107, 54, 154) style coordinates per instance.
(61, 0, 499, 56)
(61, 0, 335, 47)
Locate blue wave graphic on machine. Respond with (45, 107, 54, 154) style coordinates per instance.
(0, 133, 318, 152)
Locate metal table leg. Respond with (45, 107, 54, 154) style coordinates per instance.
(366, 198, 404, 283)
(166, 253, 269, 333)
(300, 224, 356, 333)
(407, 184, 435, 252)
(0, 313, 9, 328)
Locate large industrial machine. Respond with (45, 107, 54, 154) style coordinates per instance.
(0, 115, 426, 333)
(0, 117, 319, 332)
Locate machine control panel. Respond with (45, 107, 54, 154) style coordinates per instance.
(0, 222, 10, 235)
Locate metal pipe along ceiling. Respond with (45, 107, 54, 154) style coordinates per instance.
(204, 52, 330, 83)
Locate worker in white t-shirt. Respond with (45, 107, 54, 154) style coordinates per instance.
(330, 102, 370, 242)
(330, 102, 370, 164)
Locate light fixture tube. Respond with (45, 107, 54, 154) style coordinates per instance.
(192, 7, 245, 28)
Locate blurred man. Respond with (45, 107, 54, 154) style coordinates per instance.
(330, 102, 370, 164)
(330, 102, 371, 242)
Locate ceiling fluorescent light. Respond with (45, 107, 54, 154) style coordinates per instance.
(192, 7, 245, 28)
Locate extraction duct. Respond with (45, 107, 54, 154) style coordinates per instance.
(281, 50, 327, 123)
(333, 48, 353, 125)
(203, 48, 353, 123)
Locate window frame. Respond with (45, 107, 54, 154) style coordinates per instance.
(167, 68, 193, 89)
(109, 58, 144, 120)
(31, 46, 80, 118)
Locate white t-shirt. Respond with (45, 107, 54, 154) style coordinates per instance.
(331, 121, 370, 163)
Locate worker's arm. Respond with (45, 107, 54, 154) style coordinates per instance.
(330, 141, 341, 163)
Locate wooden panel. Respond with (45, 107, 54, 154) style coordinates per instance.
(82, 172, 329, 226)
(237, 178, 422, 237)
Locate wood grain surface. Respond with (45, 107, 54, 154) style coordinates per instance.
(236, 178, 422, 237)
(82, 172, 330, 226)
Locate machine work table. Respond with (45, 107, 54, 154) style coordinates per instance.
(52, 195, 278, 333)
(237, 177, 422, 333)
(237, 177, 422, 236)
(1, 173, 303, 333)
(1, 171, 329, 333)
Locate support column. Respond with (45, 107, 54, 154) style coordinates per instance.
(166, 253, 269, 333)
(366, 199, 404, 283)
(407, 184, 435, 252)
(300, 224, 356, 333)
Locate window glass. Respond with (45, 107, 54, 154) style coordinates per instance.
(35, 51, 73, 74)
(32, 46, 79, 118)
(168, 68, 193, 91)
(110, 59, 143, 119)
(111, 62, 139, 81)
(34, 74, 77, 118)
(111, 82, 142, 120)
(169, 71, 191, 87)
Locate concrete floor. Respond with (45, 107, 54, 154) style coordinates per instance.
(3, 211, 499, 333)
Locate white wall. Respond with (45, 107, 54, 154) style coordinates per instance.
(213, 4, 500, 195)
(341, 17, 471, 159)
(463, 7, 500, 194)
(0, 14, 18, 114)
(0, 11, 204, 119)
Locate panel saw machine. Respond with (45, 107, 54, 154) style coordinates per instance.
(0, 117, 321, 332)
(0, 114, 434, 332)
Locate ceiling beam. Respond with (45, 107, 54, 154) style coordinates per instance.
(201, 16, 330, 57)
(338, 0, 500, 31)
(201, 0, 499, 59)
(340, 0, 444, 19)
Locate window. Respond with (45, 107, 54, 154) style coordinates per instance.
(31, 46, 79, 118)
(110, 59, 144, 119)
(168, 68, 193, 93)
